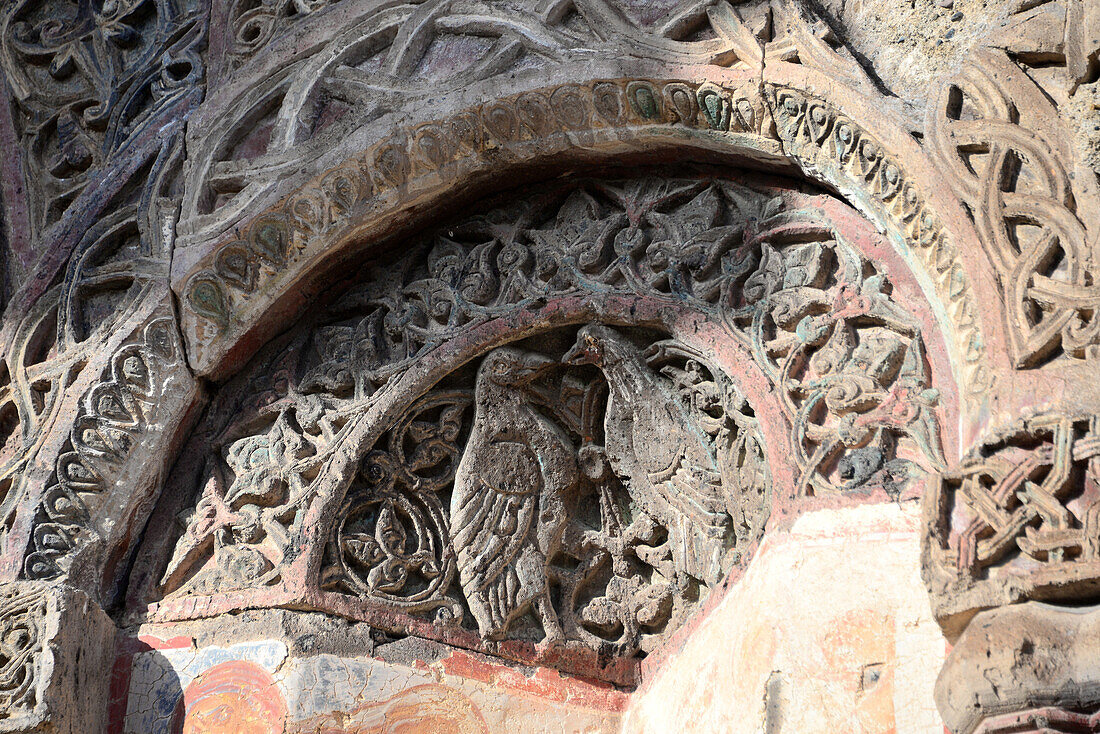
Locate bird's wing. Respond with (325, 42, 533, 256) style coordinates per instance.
(650, 452, 729, 531)
(451, 439, 540, 594)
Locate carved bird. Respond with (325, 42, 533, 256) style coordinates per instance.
(450, 347, 577, 644)
(564, 325, 730, 586)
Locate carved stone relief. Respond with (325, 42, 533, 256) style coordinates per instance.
(0, 583, 47, 721)
(0, 581, 114, 733)
(924, 412, 1100, 634)
(310, 330, 769, 659)
(1, 0, 1099, 730)
(189, 0, 778, 241)
(771, 84, 993, 401)
(127, 171, 946, 682)
(23, 312, 191, 583)
(928, 47, 1100, 369)
(0, 0, 207, 593)
(0, 0, 205, 244)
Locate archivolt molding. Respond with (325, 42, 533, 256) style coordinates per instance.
(0, 287, 199, 603)
(182, 0, 777, 244)
(768, 79, 994, 406)
(176, 68, 997, 414)
(179, 75, 776, 359)
(0, 0, 208, 595)
(21, 307, 195, 587)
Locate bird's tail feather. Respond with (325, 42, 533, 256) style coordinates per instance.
(671, 515, 725, 586)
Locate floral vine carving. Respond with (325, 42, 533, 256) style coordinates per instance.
(769, 84, 991, 400)
(146, 174, 945, 672)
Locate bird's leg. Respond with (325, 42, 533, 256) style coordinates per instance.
(535, 593, 565, 649)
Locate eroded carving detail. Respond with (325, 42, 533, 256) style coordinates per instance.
(0, 583, 47, 721)
(189, 0, 776, 237)
(0, 0, 205, 241)
(973, 709, 1100, 734)
(24, 316, 185, 580)
(183, 78, 768, 337)
(225, 0, 339, 63)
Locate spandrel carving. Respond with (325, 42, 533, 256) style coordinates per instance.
(927, 43, 1100, 368)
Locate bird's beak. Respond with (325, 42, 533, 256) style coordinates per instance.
(514, 352, 556, 382)
(563, 340, 593, 366)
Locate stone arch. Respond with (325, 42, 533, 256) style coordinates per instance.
(4, 0, 1098, 730)
(127, 167, 956, 687)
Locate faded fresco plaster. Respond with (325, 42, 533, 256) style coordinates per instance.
(622, 502, 946, 734)
(118, 636, 623, 733)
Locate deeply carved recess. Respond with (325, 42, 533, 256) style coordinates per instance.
(132, 172, 945, 679)
(22, 314, 188, 582)
(924, 413, 1100, 631)
(0, 583, 47, 722)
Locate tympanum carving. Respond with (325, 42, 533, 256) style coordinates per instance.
(133, 172, 945, 676)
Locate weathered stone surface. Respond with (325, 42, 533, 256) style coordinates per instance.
(623, 502, 946, 733)
(936, 602, 1100, 734)
(0, 0, 1098, 729)
(0, 582, 114, 734)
